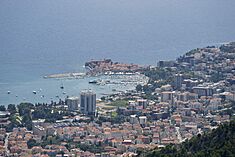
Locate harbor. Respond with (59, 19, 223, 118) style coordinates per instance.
(1, 70, 148, 106)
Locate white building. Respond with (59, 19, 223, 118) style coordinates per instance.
(193, 86, 213, 97)
(137, 99, 148, 109)
(66, 96, 79, 111)
(130, 115, 138, 124)
(176, 92, 198, 102)
(139, 116, 147, 125)
(161, 91, 175, 104)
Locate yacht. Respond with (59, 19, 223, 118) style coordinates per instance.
(89, 80, 98, 84)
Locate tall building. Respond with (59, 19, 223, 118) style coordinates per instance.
(65, 96, 79, 111)
(192, 86, 213, 97)
(139, 116, 147, 125)
(137, 99, 148, 109)
(130, 115, 138, 124)
(174, 74, 183, 90)
(161, 91, 175, 105)
(80, 90, 96, 116)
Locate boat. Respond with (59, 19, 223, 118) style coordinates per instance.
(7, 91, 11, 94)
(60, 83, 64, 89)
(98, 81, 106, 86)
(33, 91, 37, 94)
(89, 80, 98, 84)
(63, 92, 66, 95)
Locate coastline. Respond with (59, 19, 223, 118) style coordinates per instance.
(2, 42, 234, 106)
(1, 72, 148, 106)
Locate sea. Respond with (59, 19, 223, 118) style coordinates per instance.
(0, 0, 235, 106)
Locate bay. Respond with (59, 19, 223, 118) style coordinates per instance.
(0, 0, 235, 105)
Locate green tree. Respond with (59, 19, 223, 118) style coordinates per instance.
(7, 104, 17, 114)
(141, 120, 235, 157)
(17, 103, 34, 115)
(136, 84, 142, 92)
(0, 105, 6, 111)
(27, 139, 38, 149)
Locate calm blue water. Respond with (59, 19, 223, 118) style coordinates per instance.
(0, 0, 235, 105)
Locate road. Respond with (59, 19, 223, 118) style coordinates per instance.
(4, 133, 10, 156)
(175, 127, 183, 143)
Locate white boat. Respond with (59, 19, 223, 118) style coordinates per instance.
(7, 91, 11, 94)
(33, 91, 37, 94)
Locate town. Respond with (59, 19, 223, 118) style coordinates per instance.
(0, 42, 235, 157)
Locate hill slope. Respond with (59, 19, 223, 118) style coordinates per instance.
(140, 120, 235, 157)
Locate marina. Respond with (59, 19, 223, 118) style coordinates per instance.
(1, 72, 148, 106)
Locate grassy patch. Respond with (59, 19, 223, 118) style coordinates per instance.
(111, 111, 118, 118)
(106, 100, 128, 107)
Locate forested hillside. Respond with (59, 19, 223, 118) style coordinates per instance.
(140, 120, 235, 157)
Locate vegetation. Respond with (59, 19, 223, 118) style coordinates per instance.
(0, 105, 6, 111)
(96, 113, 126, 125)
(5, 102, 73, 131)
(220, 42, 235, 53)
(139, 120, 235, 157)
(41, 135, 61, 148)
(185, 48, 200, 56)
(32, 104, 64, 123)
(27, 139, 39, 149)
(106, 99, 128, 107)
(17, 103, 34, 130)
(100, 115, 125, 124)
(143, 67, 173, 83)
(210, 72, 224, 83)
(136, 67, 173, 100)
(77, 143, 104, 153)
(7, 104, 17, 114)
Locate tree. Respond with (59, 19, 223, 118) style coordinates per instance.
(101, 96, 106, 101)
(7, 104, 17, 114)
(136, 84, 142, 92)
(0, 105, 6, 111)
(18, 103, 34, 116)
(142, 120, 235, 157)
(18, 105, 33, 130)
(9, 114, 22, 126)
(27, 139, 38, 149)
